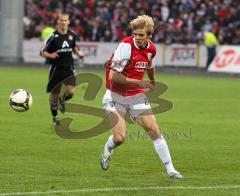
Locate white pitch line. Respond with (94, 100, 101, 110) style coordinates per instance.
(0, 185, 240, 196)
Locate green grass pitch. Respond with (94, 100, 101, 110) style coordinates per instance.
(0, 66, 239, 195)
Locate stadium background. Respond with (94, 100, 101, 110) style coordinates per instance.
(0, 0, 240, 195)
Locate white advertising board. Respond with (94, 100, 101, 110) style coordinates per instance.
(23, 40, 208, 68)
(208, 46, 240, 73)
(164, 44, 197, 66)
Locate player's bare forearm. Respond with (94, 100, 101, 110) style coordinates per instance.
(110, 69, 154, 90)
(147, 67, 155, 81)
(110, 69, 139, 84)
(147, 67, 156, 87)
(74, 47, 84, 60)
(40, 51, 49, 58)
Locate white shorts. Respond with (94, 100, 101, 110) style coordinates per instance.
(102, 89, 151, 121)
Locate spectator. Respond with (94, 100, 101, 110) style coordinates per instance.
(204, 30, 219, 69)
(24, 0, 240, 45)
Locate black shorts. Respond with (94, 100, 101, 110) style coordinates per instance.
(47, 66, 76, 93)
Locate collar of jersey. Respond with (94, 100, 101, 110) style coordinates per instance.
(133, 37, 150, 49)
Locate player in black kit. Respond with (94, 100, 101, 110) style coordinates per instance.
(40, 13, 84, 126)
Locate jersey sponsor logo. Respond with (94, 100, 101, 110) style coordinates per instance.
(62, 41, 69, 48)
(135, 61, 149, 72)
(57, 48, 73, 53)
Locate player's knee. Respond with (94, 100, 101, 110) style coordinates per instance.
(147, 124, 160, 140)
(148, 123, 159, 132)
(113, 132, 126, 145)
(68, 87, 75, 95)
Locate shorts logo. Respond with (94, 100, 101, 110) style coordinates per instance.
(144, 98, 149, 105)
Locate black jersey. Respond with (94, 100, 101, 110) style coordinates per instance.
(43, 29, 77, 68)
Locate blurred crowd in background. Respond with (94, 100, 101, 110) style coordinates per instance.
(24, 0, 240, 44)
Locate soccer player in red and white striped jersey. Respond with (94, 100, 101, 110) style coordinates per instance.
(100, 15, 183, 179)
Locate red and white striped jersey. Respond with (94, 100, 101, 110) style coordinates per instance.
(106, 36, 156, 96)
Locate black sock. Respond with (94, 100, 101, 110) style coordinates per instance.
(63, 93, 73, 101)
(50, 102, 58, 117)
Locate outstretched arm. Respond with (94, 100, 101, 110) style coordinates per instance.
(109, 69, 154, 91)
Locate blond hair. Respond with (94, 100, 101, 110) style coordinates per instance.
(130, 15, 154, 35)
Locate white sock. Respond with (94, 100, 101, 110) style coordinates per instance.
(153, 136, 176, 174)
(104, 135, 116, 154)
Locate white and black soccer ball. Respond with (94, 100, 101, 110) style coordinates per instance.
(9, 89, 33, 112)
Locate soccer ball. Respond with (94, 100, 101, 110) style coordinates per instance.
(9, 89, 33, 112)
